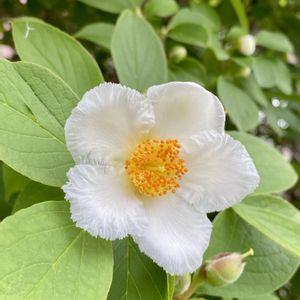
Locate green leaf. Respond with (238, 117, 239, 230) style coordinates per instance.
(168, 24, 208, 48)
(2, 164, 29, 202)
(256, 30, 293, 53)
(107, 238, 170, 300)
(230, 0, 249, 33)
(190, 3, 221, 31)
(238, 75, 268, 107)
(75, 22, 114, 50)
(12, 17, 103, 97)
(77, 0, 142, 13)
(13, 181, 64, 213)
(0, 201, 113, 299)
(229, 131, 298, 193)
(274, 59, 292, 95)
(111, 11, 167, 91)
(252, 57, 277, 88)
(144, 0, 178, 17)
(168, 7, 220, 31)
(0, 59, 76, 186)
(217, 77, 259, 131)
(168, 57, 206, 86)
(198, 209, 299, 297)
(234, 194, 300, 259)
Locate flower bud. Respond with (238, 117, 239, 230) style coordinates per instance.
(174, 273, 191, 297)
(0, 45, 15, 59)
(238, 66, 251, 78)
(169, 46, 187, 63)
(203, 249, 254, 287)
(238, 35, 256, 56)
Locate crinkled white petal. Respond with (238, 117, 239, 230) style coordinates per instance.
(147, 82, 225, 139)
(65, 83, 155, 164)
(179, 131, 260, 213)
(63, 164, 148, 240)
(132, 196, 212, 275)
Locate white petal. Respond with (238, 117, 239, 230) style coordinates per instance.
(63, 164, 148, 240)
(65, 83, 155, 164)
(179, 131, 259, 212)
(132, 196, 212, 275)
(147, 82, 225, 139)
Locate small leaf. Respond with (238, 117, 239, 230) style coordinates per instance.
(238, 75, 268, 107)
(217, 77, 259, 131)
(111, 11, 167, 91)
(168, 7, 220, 31)
(0, 201, 113, 299)
(77, 0, 142, 13)
(12, 17, 103, 97)
(168, 57, 206, 85)
(198, 208, 299, 297)
(168, 24, 208, 47)
(252, 57, 277, 88)
(256, 30, 293, 53)
(274, 59, 292, 95)
(75, 22, 114, 49)
(107, 238, 170, 300)
(229, 131, 298, 193)
(234, 194, 300, 259)
(144, 0, 178, 17)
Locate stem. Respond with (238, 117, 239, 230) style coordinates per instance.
(241, 248, 254, 259)
(174, 271, 204, 300)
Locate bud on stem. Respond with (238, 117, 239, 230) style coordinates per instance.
(204, 248, 254, 287)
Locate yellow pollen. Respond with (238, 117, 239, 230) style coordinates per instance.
(125, 139, 188, 197)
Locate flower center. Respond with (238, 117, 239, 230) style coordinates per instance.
(125, 139, 188, 197)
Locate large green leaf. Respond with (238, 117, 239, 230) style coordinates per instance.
(75, 22, 114, 50)
(111, 11, 167, 91)
(256, 30, 293, 53)
(0, 201, 113, 299)
(107, 238, 171, 300)
(12, 17, 103, 97)
(197, 209, 299, 297)
(217, 77, 259, 131)
(13, 181, 64, 213)
(0, 59, 76, 186)
(77, 0, 142, 13)
(234, 194, 300, 259)
(229, 131, 298, 193)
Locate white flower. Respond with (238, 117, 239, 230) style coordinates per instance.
(63, 82, 259, 275)
(238, 34, 256, 56)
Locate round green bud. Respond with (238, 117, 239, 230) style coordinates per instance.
(204, 249, 254, 287)
(238, 34, 256, 56)
(169, 46, 187, 63)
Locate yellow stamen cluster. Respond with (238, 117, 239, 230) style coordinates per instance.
(125, 139, 188, 197)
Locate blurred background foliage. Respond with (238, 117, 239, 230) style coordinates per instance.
(0, 0, 299, 299)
